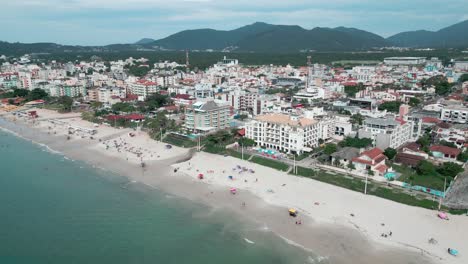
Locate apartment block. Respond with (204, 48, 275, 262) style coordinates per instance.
(358, 117, 412, 149)
(245, 114, 320, 154)
(184, 100, 231, 133)
(441, 105, 468, 124)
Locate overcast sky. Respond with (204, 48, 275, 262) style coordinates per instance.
(2, 0, 467, 45)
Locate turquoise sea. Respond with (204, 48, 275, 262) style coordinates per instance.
(0, 129, 313, 264)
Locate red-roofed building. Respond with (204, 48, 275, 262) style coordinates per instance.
(422, 117, 441, 124)
(107, 114, 145, 122)
(429, 145, 461, 162)
(173, 94, 195, 106)
(352, 148, 388, 176)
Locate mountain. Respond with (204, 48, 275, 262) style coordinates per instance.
(2, 21, 468, 55)
(135, 38, 156, 45)
(147, 22, 389, 52)
(150, 22, 276, 50)
(387, 20, 468, 48)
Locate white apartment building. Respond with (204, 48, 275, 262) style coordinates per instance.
(184, 100, 231, 133)
(223, 91, 275, 115)
(441, 105, 468, 124)
(454, 61, 468, 71)
(245, 114, 320, 154)
(128, 80, 158, 100)
(384, 57, 427, 66)
(358, 117, 413, 149)
(97, 87, 126, 105)
(352, 66, 376, 82)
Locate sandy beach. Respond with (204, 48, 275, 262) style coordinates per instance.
(1, 108, 467, 264)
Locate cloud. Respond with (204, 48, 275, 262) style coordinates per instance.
(1, 0, 467, 45)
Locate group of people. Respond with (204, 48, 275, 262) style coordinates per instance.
(101, 137, 160, 161)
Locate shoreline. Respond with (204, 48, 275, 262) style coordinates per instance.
(1, 109, 466, 264)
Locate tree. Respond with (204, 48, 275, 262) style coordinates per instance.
(383, 148, 397, 160)
(378, 101, 402, 113)
(457, 150, 468, 163)
(145, 93, 169, 111)
(333, 157, 341, 167)
(459, 73, 468, 83)
(416, 160, 437, 176)
(111, 102, 135, 113)
(350, 114, 364, 125)
(408, 97, 421, 107)
(347, 162, 355, 170)
(339, 137, 373, 148)
(368, 169, 374, 176)
(27, 88, 48, 101)
(437, 162, 464, 178)
(57, 96, 73, 112)
(435, 81, 452, 95)
(238, 114, 248, 121)
(238, 137, 256, 147)
(87, 68, 94, 75)
(90, 101, 103, 109)
(323, 143, 338, 155)
(417, 134, 432, 152)
(128, 65, 150, 77)
(344, 83, 365, 97)
(13, 88, 29, 97)
(439, 140, 457, 148)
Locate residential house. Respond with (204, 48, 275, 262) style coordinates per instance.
(352, 148, 388, 176)
(429, 145, 461, 162)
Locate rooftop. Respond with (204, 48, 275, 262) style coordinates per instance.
(255, 114, 317, 127)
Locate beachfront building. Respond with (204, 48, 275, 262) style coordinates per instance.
(440, 105, 468, 124)
(358, 117, 413, 149)
(352, 148, 388, 176)
(184, 100, 231, 133)
(245, 114, 320, 154)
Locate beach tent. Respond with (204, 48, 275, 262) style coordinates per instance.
(228, 175, 233, 180)
(438, 212, 449, 220)
(198, 173, 204, 179)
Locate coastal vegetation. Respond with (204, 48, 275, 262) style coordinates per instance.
(250, 156, 290, 172)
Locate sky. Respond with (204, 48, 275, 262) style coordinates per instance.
(2, 0, 468, 46)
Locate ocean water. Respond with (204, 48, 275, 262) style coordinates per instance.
(0, 129, 314, 264)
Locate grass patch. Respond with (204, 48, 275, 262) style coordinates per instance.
(226, 149, 250, 160)
(393, 164, 446, 191)
(293, 166, 440, 210)
(250, 156, 290, 172)
(163, 134, 197, 148)
(294, 166, 366, 192)
(203, 144, 226, 154)
(368, 186, 438, 210)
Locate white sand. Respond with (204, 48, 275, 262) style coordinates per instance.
(175, 152, 467, 264)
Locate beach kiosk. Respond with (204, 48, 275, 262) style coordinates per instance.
(289, 209, 298, 217)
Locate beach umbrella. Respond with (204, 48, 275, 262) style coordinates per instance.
(228, 175, 234, 180)
(230, 188, 237, 194)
